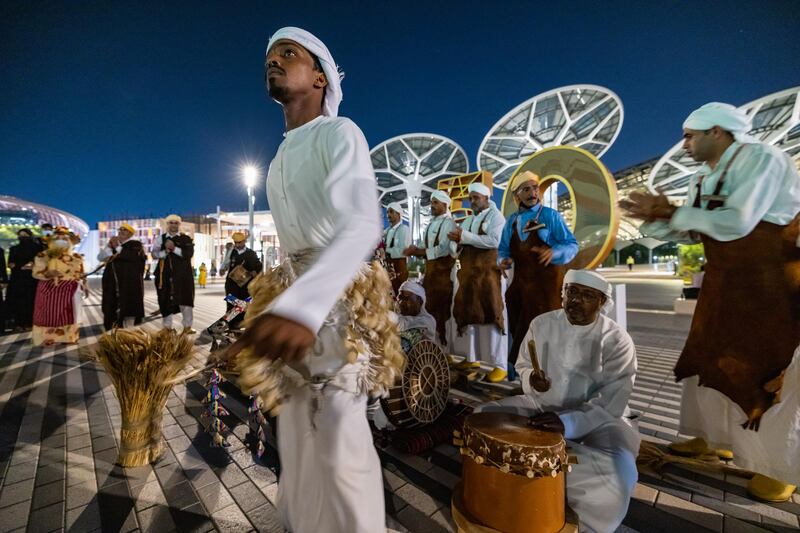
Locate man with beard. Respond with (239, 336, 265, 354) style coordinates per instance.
(7, 228, 40, 332)
(151, 214, 195, 333)
(448, 182, 508, 382)
(499, 171, 578, 372)
(622, 102, 800, 501)
(396, 280, 437, 340)
(223, 232, 262, 328)
(475, 269, 638, 533)
(383, 202, 410, 295)
(226, 27, 391, 532)
(98, 223, 146, 330)
(403, 191, 457, 345)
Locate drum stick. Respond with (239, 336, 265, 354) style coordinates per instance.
(527, 339, 543, 373)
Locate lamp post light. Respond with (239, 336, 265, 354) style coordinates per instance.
(243, 165, 258, 250)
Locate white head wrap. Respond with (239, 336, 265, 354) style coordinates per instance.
(683, 102, 757, 144)
(430, 190, 452, 207)
(563, 269, 612, 298)
(468, 182, 491, 197)
(387, 202, 404, 218)
(266, 27, 344, 117)
(165, 214, 182, 223)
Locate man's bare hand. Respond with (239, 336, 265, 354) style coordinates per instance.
(531, 246, 553, 266)
(403, 245, 424, 258)
(528, 411, 564, 434)
(529, 369, 551, 392)
(499, 258, 513, 279)
(619, 191, 675, 222)
(227, 313, 315, 364)
(447, 226, 462, 243)
(165, 239, 176, 252)
(108, 237, 120, 249)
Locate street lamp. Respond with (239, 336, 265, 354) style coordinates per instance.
(242, 165, 258, 249)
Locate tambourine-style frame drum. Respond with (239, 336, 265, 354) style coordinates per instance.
(381, 335, 450, 428)
(454, 412, 573, 533)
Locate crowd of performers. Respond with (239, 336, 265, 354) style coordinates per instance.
(221, 26, 799, 533)
(1, 23, 798, 533)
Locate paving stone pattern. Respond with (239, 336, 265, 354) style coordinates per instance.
(0, 281, 797, 532)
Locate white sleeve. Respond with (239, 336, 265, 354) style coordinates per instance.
(151, 241, 163, 259)
(461, 211, 505, 249)
(516, 326, 537, 395)
(268, 120, 382, 333)
(669, 146, 788, 241)
(638, 220, 697, 244)
(558, 329, 637, 440)
(172, 247, 183, 257)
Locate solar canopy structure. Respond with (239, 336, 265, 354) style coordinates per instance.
(478, 85, 624, 189)
(648, 86, 800, 201)
(371, 134, 468, 240)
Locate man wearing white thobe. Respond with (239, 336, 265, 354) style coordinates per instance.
(404, 190, 457, 345)
(229, 27, 385, 532)
(383, 202, 411, 295)
(623, 102, 800, 499)
(476, 270, 639, 533)
(447, 182, 509, 382)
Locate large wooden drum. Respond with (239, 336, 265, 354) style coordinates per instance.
(457, 412, 569, 533)
(381, 332, 450, 428)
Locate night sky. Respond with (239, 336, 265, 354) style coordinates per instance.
(2, 1, 798, 226)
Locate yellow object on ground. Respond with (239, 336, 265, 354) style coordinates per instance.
(747, 474, 797, 502)
(668, 437, 733, 460)
(455, 360, 481, 370)
(486, 368, 507, 383)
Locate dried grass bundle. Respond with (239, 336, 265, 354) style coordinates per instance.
(95, 328, 194, 467)
(637, 440, 754, 478)
(237, 260, 405, 415)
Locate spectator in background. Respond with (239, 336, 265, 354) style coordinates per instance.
(7, 229, 40, 332)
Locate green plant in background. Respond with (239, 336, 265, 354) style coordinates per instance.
(678, 243, 705, 278)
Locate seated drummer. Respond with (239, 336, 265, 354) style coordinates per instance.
(475, 269, 639, 533)
(396, 280, 437, 341)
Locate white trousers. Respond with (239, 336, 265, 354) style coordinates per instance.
(678, 346, 800, 485)
(277, 382, 385, 533)
(476, 395, 639, 533)
(162, 306, 193, 328)
(448, 323, 508, 370)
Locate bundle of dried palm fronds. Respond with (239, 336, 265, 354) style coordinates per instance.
(237, 260, 405, 415)
(637, 440, 754, 478)
(95, 328, 194, 467)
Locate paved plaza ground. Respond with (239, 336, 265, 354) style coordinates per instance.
(0, 274, 798, 532)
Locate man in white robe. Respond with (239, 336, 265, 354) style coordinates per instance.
(447, 182, 509, 382)
(383, 202, 411, 295)
(228, 27, 385, 532)
(403, 190, 457, 345)
(622, 102, 800, 500)
(475, 270, 639, 533)
(396, 280, 437, 340)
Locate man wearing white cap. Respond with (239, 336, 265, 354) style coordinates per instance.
(499, 171, 579, 372)
(396, 280, 437, 339)
(151, 214, 195, 332)
(475, 269, 639, 533)
(447, 181, 508, 382)
(227, 28, 389, 532)
(98, 223, 146, 330)
(404, 190, 457, 345)
(383, 202, 411, 295)
(622, 102, 800, 500)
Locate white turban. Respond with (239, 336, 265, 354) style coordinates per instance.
(399, 280, 426, 304)
(683, 102, 757, 144)
(266, 27, 343, 117)
(563, 269, 612, 299)
(468, 182, 491, 197)
(387, 202, 404, 218)
(430, 190, 452, 206)
(165, 214, 182, 223)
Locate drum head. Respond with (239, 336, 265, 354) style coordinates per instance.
(466, 412, 564, 448)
